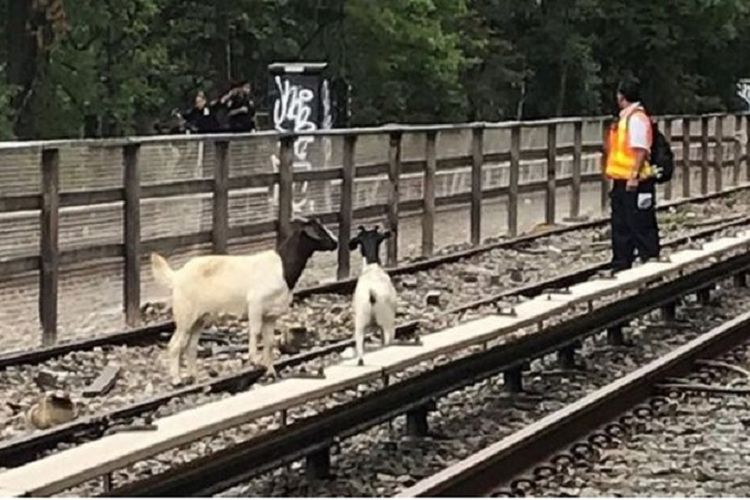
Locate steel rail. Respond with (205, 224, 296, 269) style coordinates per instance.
(1, 184, 748, 371)
(399, 312, 750, 497)
(105, 250, 750, 497)
(1, 210, 749, 469)
(2, 213, 747, 469)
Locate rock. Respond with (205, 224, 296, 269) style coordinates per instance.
(400, 276, 418, 289)
(462, 272, 479, 283)
(289, 325, 307, 337)
(425, 291, 441, 307)
(376, 473, 396, 482)
(695, 467, 714, 482)
(509, 269, 523, 283)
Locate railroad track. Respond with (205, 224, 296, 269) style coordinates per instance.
(1, 225, 747, 496)
(2, 188, 750, 474)
(109, 243, 750, 497)
(1, 185, 749, 371)
(400, 311, 750, 497)
(2, 207, 750, 469)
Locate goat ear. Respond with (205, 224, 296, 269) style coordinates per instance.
(302, 223, 322, 241)
(358, 225, 366, 233)
(348, 236, 360, 250)
(380, 230, 392, 241)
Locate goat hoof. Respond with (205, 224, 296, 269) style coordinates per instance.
(357, 358, 364, 367)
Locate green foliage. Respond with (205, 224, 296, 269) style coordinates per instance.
(3, 0, 750, 139)
(0, 75, 17, 140)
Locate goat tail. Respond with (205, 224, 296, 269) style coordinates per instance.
(369, 290, 377, 305)
(150, 253, 175, 288)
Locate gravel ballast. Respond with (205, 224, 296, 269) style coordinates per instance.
(3, 192, 750, 496)
(525, 344, 750, 497)
(216, 277, 750, 497)
(2, 194, 749, 445)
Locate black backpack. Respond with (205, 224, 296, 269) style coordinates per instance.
(650, 120, 674, 184)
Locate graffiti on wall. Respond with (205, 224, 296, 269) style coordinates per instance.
(269, 73, 333, 213)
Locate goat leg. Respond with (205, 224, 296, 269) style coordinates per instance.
(381, 308, 396, 347)
(185, 327, 202, 382)
(261, 321, 277, 378)
(247, 305, 263, 365)
(167, 328, 190, 386)
(354, 316, 366, 366)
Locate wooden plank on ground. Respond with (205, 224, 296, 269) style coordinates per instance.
(345, 315, 515, 374)
(82, 366, 121, 397)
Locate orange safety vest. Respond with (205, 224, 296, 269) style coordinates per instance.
(605, 107, 653, 180)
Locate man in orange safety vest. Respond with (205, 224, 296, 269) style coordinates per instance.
(604, 76, 660, 271)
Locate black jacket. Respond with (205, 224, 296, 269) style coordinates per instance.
(225, 94, 255, 132)
(183, 105, 220, 134)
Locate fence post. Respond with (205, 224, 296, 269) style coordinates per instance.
(600, 119, 610, 212)
(714, 116, 724, 192)
(123, 144, 141, 328)
(470, 125, 484, 246)
(212, 141, 229, 254)
(663, 118, 673, 201)
(422, 131, 437, 256)
(508, 125, 520, 237)
(733, 115, 742, 186)
(570, 120, 583, 219)
(337, 134, 356, 280)
(39, 148, 60, 346)
(545, 123, 557, 225)
(277, 134, 295, 248)
(746, 114, 750, 182)
(387, 131, 402, 267)
(682, 118, 691, 197)
(700, 115, 709, 195)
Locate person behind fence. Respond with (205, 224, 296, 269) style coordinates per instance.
(182, 90, 220, 134)
(220, 80, 256, 132)
(605, 76, 661, 271)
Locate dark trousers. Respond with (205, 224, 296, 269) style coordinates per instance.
(609, 179, 660, 271)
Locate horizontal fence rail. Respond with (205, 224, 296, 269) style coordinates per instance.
(0, 112, 748, 346)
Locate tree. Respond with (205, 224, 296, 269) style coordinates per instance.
(2, 0, 750, 140)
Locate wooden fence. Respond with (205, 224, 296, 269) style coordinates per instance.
(0, 112, 748, 346)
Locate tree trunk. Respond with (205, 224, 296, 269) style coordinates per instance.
(555, 63, 568, 117)
(516, 79, 526, 120)
(213, 2, 231, 90)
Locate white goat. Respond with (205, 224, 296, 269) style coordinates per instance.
(349, 226, 397, 365)
(151, 217, 337, 385)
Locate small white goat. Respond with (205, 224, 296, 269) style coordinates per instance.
(349, 226, 397, 365)
(151, 217, 337, 385)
